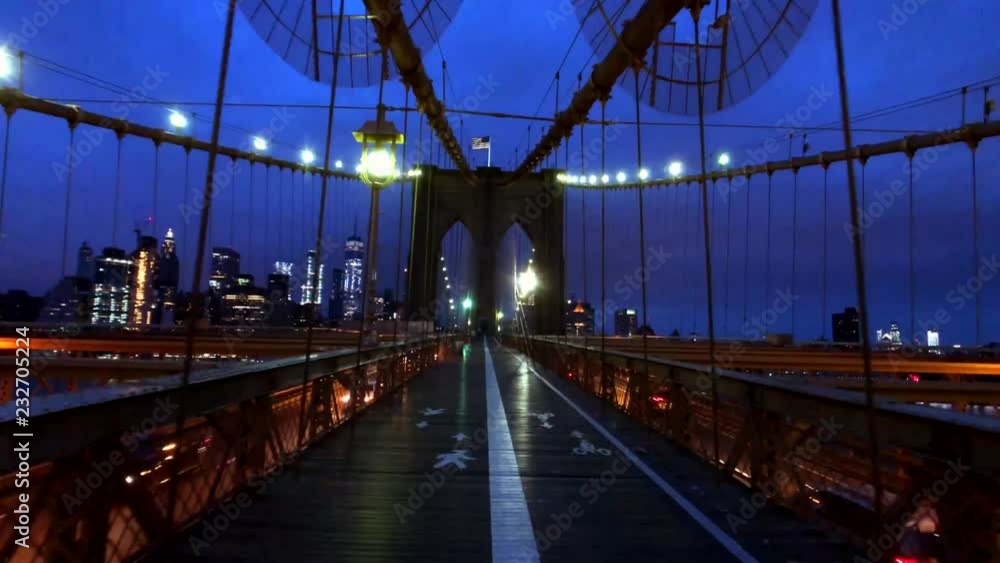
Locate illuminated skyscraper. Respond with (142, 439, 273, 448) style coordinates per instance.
(221, 274, 268, 325)
(209, 247, 240, 291)
(156, 228, 180, 325)
(927, 330, 940, 347)
(129, 236, 158, 326)
(299, 250, 324, 307)
(91, 247, 132, 325)
(343, 232, 365, 320)
(274, 261, 294, 276)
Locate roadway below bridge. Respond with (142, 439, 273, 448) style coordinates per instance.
(8, 331, 1000, 377)
(556, 336, 1000, 378)
(157, 340, 856, 562)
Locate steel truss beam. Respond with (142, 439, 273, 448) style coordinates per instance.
(361, 0, 476, 184)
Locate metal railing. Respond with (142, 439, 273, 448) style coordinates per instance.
(0, 336, 455, 562)
(518, 336, 1000, 562)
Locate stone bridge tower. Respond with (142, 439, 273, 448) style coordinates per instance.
(406, 166, 565, 335)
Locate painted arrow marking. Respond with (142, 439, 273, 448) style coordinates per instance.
(416, 421, 429, 429)
(421, 407, 446, 416)
(452, 432, 470, 442)
(434, 450, 475, 470)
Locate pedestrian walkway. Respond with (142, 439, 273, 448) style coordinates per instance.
(159, 339, 857, 562)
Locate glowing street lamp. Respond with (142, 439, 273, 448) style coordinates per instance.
(668, 160, 683, 178)
(334, 159, 344, 169)
(353, 116, 404, 189)
(717, 152, 731, 167)
(168, 110, 189, 130)
(518, 267, 539, 295)
(638, 168, 650, 181)
(616, 171, 627, 183)
(462, 296, 473, 310)
(300, 148, 316, 165)
(252, 136, 268, 152)
(588, 174, 597, 185)
(0, 48, 14, 81)
(601, 174, 610, 184)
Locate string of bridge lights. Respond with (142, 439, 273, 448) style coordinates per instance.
(167, 106, 424, 179)
(0, 47, 425, 183)
(555, 152, 731, 186)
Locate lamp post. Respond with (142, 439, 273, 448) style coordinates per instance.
(353, 53, 404, 342)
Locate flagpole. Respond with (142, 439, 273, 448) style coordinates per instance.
(488, 143, 492, 167)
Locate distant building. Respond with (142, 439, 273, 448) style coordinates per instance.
(91, 247, 132, 325)
(274, 261, 294, 276)
(343, 233, 365, 320)
(267, 273, 295, 327)
(220, 274, 267, 325)
(565, 300, 594, 336)
(299, 250, 324, 307)
(927, 329, 940, 348)
(76, 241, 95, 281)
(0, 290, 43, 323)
(129, 236, 159, 326)
(39, 276, 91, 323)
(156, 228, 180, 326)
(328, 268, 344, 321)
(209, 247, 241, 291)
(832, 307, 860, 344)
(614, 309, 638, 336)
(877, 321, 902, 345)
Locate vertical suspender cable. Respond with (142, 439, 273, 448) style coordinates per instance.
(742, 175, 751, 328)
(764, 171, 772, 334)
(393, 86, 411, 344)
(555, 72, 561, 169)
(230, 157, 237, 248)
(831, 0, 883, 527)
(581, 112, 588, 383)
(297, 0, 347, 452)
(167, 0, 237, 529)
(971, 144, 980, 346)
(438, 61, 445, 166)
(693, 4, 720, 473)
(248, 162, 255, 275)
(678, 184, 694, 330)
(907, 151, 915, 344)
(630, 65, 651, 419)
(667, 181, 677, 333)
(61, 125, 77, 276)
(791, 169, 798, 339)
(112, 131, 124, 247)
(182, 148, 191, 260)
(152, 140, 160, 237)
(821, 164, 829, 340)
(722, 179, 732, 337)
(600, 98, 608, 398)
(264, 164, 271, 266)
(0, 110, 12, 239)
(278, 168, 285, 259)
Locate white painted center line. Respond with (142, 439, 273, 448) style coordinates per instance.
(516, 351, 759, 563)
(485, 343, 540, 563)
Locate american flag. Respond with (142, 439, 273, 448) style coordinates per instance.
(471, 136, 491, 150)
